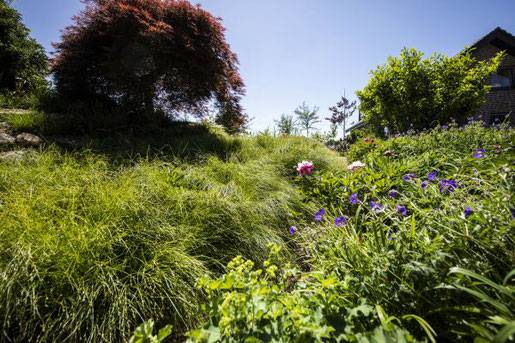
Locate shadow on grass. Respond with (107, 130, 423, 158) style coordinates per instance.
(72, 121, 243, 163)
(3, 108, 244, 162)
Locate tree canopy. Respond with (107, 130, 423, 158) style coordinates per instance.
(0, 0, 47, 94)
(51, 0, 247, 130)
(294, 102, 320, 137)
(327, 95, 356, 139)
(357, 47, 502, 136)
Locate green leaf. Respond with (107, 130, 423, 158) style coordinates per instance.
(402, 314, 437, 343)
(450, 267, 514, 299)
(493, 321, 515, 343)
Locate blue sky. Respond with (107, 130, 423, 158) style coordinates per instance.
(13, 0, 515, 133)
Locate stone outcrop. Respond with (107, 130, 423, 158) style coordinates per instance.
(0, 132, 15, 145)
(15, 132, 43, 147)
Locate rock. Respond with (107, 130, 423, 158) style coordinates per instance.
(0, 108, 32, 115)
(0, 122, 13, 135)
(0, 132, 15, 145)
(0, 150, 27, 162)
(16, 132, 43, 147)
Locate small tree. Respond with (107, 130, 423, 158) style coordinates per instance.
(327, 95, 356, 140)
(294, 102, 320, 137)
(51, 0, 247, 131)
(357, 47, 502, 136)
(0, 0, 47, 94)
(274, 113, 297, 135)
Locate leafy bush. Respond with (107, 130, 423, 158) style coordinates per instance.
(0, 0, 47, 96)
(0, 127, 342, 342)
(356, 47, 502, 136)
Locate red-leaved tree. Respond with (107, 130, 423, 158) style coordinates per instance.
(51, 0, 247, 130)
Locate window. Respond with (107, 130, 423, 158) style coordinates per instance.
(491, 68, 514, 88)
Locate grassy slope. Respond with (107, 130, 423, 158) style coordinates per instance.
(0, 113, 344, 342)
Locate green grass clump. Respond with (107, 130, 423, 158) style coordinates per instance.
(0, 110, 45, 132)
(0, 123, 343, 342)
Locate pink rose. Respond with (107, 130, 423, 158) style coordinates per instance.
(295, 161, 314, 176)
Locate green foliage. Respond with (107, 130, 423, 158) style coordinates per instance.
(182, 123, 513, 342)
(0, 125, 342, 342)
(0, 109, 45, 132)
(357, 47, 502, 136)
(0, 0, 47, 95)
(275, 113, 298, 135)
(129, 320, 172, 343)
(294, 102, 321, 137)
(187, 245, 422, 343)
(0, 92, 40, 109)
(448, 268, 515, 343)
(301, 123, 514, 341)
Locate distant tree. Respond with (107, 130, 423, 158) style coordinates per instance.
(327, 95, 356, 140)
(0, 0, 47, 94)
(357, 47, 502, 136)
(51, 0, 247, 131)
(274, 113, 297, 135)
(294, 102, 320, 137)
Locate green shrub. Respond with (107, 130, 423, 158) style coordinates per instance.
(356, 48, 502, 136)
(0, 128, 343, 342)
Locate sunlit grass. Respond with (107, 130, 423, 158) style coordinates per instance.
(0, 124, 343, 342)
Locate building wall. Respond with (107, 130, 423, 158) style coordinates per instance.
(472, 43, 515, 124)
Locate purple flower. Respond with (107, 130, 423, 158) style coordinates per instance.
(289, 226, 298, 234)
(442, 125, 448, 129)
(440, 179, 458, 193)
(388, 190, 398, 199)
(403, 172, 416, 181)
(397, 204, 409, 216)
(427, 171, 438, 181)
(420, 181, 429, 190)
(474, 148, 486, 158)
(350, 193, 359, 205)
(464, 207, 473, 218)
(334, 216, 346, 227)
(315, 208, 325, 221)
(369, 201, 383, 212)
(511, 209, 515, 219)
(387, 233, 392, 240)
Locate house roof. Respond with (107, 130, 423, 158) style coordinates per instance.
(469, 27, 515, 56)
(345, 120, 366, 133)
